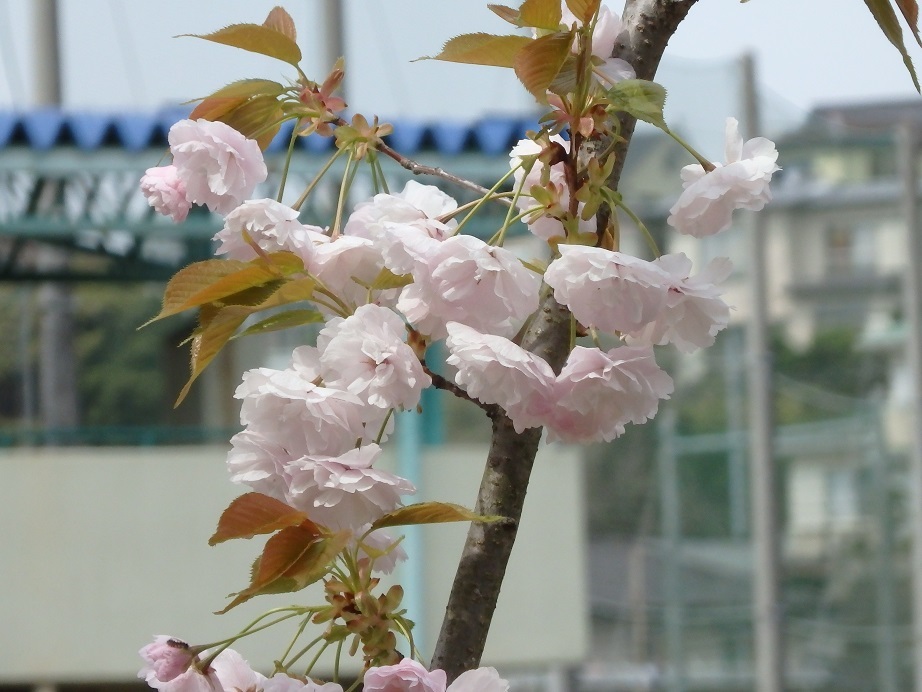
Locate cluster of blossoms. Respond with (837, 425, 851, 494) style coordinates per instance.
(138, 0, 780, 685)
(138, 109, 770, 544)
(140, 639, 508, 692)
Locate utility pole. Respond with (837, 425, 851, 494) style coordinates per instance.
(900, 120, 922, 691)
(34, 0, 78, 442)
(741, 53, 784, 692)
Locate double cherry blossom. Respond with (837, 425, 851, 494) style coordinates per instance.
(138, 3, 778, 677)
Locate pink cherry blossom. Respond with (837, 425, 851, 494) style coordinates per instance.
(547, 345, 674, 443)
(667, 117, 780, 237)
(168, 119, 268, 215)
(363, 658, 447, 692)
(140, 166, 192, 223)
(210, 648, 265, 692)
(226, 429, 293, 502)
(625, 253, 732, 352)
(445, 322, 556, 433)
(447, 667, 509, 692)
(560, 3, 636, 85)
(398, 235, 540, 339)
(345, 181, 457, 242)
(141, 667, 220, 692)
(544, 246, 671, 333)
(261, 673, 344, 692)
(139, 636, 197, 684)
(236, 364, 369, 457)
(285, 444, 416, 530)
(308, 235, 395, 310)
(318, 304, 430, 410)
(214, 198, 327, 264)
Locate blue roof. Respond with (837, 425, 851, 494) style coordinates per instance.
(0, 108, 541, 156)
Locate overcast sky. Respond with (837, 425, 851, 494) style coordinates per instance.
(0, 0, 919, 130)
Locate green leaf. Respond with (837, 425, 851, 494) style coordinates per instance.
(422, 33, 533, 68)
(173, 275, 317, 406)
(221, 94, 286, 149)
(370, 501, 503, 530)
(210, 493, 316, 545)
(182, 23, 302, 66)
(513, 30, 574, 101)
(606, 79, 668, 128)
(864, 0, 921, 91)
(151, 254, 303, 323)
(369, 267, 414, 292)
(565, 0, 602, 22)
(235, 309, 325, 338)
(519, 0, 563, 30)
(203, 78, 287, 101)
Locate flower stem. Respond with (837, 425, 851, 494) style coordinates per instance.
(276, 119, 303, 203)
(292, 147, 347, 212)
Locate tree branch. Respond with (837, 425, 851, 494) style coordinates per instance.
(429, 0, 698, 681)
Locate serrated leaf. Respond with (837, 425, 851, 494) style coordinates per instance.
(221, 94, 286, 149)
(513, 31, 574, 101)
(864, 0, 921, 91)
(205, 78, 287, 101)
(189, 95, 249, 122)
(423, 33, 533, 68)
(370, 501, 502, 530)
(217, 529, 351, 613)
(151, 254, 302, 323)
(210, 493, 315, 545)
(235, 309, 325, 338)
(175, 307, 250, 406)
(173, 275, 317, 405)
(565, 0, 602, 22)
(183, 23, 302, 66)
(606, 79, 668, 127)
(519, 0, 562, 30)
(896, 0, 922, 46)
(263, 6, 297, 42)
(488, 4, 522, 24)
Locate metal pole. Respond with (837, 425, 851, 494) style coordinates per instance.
(658, 408, 686, 692)
(321, 0, 347, 98)
(741, 53, 784, 692)
(899, 120, 922, 691)
(33, 0, 79, 442)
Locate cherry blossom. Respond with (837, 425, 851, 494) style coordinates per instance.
(317, 304, 431, 410)
(139, 637, 197, 684)
(235, 363, 369, 457)
(559, 3, 635, 85)
(667, 117, 780, 237)
(398, 235, 540, 339)
(214, 198, 327, 264)
(168, 119, 268, 215)
(363, 658, 447, 692)
(140, 166, 192, 223)
(210, 649, 265, 692)
(445, 322, 556, 433)
(544, 246, 671, 333)
(308, 235, 394, 310)
(625, 253, 733, 352)
(355, 525, 409, 574)
(447, 667, 510, 692)
(225, 429, 294, 503)
(547, 345, 674, 443)
(285, 444, 416, 530)
(344, 181, 457, 242)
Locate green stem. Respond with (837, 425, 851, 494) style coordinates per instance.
(276, 612, 315, 673)
(607, 190, 660, 258)
(664, 125, 715, 171)
(199, 610, 307, 668)
(331, 151, 357, 238)
(292, 147, 347, 212)
(487, 207, 543, 246)
(276, 119, 303, 203)
(282, 633, 326, 671)
(451, 164, 519, 238)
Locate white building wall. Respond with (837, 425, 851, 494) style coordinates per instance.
(0, 443, 587, 683)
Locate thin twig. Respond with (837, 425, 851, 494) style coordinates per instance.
(424, 366, 498, 417)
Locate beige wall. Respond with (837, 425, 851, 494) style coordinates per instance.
(0, 442, 587, 683)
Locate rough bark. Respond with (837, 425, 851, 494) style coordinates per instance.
(430, 0, 697, 681)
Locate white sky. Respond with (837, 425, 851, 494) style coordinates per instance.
(0, 0, 919, 127)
